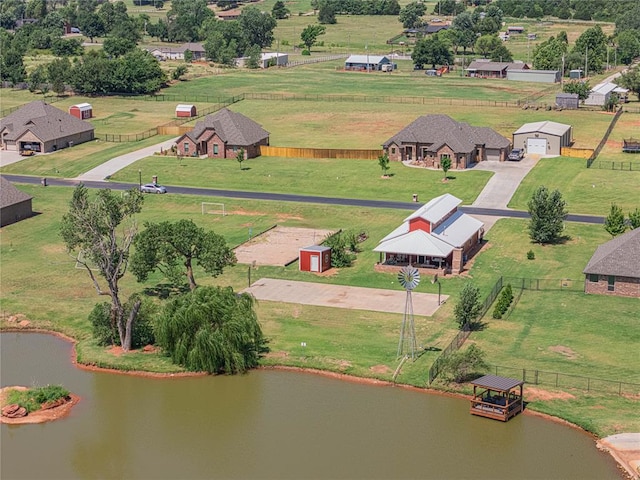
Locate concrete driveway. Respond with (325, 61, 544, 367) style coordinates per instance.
(471, 156, 539, 209)
(0, 150, 28, 167)
(243, 278, 447, 317)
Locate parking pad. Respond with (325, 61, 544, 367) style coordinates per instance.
(243, 278, 448, 317)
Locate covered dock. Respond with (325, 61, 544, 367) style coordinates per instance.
(470, 375, 524, 422)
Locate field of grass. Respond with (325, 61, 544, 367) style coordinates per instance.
(596, 111, 640, 165)
(508, 156, 640, 215)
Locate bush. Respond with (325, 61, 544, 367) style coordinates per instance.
(323, 230, 356, 267)
(440, 345, 489, 383)
(7, 385, 70, 413)
(527, 249, 535, 260)
(89, 296, 156, 349)
(302, 49, 311, 56)
(492, 284, 514, 319)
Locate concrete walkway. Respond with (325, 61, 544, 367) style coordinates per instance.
(471, 156, 539, 209)
(243, 278, 447, 317)
(74, 137, 178, 182)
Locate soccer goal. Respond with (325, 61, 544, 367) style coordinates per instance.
(75, 250, 99, 271)
(201, 202, 226, 216)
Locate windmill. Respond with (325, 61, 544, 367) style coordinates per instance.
(397, 265, 420, 360)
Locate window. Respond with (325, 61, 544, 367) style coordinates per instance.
(183, 142, 189, 152)
(233, 146, 238, 152)
(441, 153, 450, 161)
(213, 144, 218, 155)
(391, 147, 396, 154)
(589, 274, 598, 283)
(607, 276, 615, 291)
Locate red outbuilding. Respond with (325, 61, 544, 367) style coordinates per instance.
(299, 245, 331, 273)
(176, 104, 197, 118)
(69, 103, 92, 120)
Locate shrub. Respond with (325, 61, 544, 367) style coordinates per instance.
(323, 230, 356, 267)
(302, 49, 311, 56)
(440, 345, 489, 383)
(89, 296, 156, 349)
(492, 284, 514, 319)
(7, 385, 70, 413)
(527, 249, 535, 260)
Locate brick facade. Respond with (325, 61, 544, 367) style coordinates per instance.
(583, 274, 640, 298)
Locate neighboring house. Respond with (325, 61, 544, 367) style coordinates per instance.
(344, 55, 392, 71)
(583, 228, 640, 298)
(466, 60, 528, 78)
(216, 9, 241, 21)
(585, 82, 620, 106)
(512, 121, 572, 156)
(383, 114, 511, 168)
(175, 108, 269, 159)
(555, 93, 579, 109)
(0, 176, 33, 227)
(373, 193, 484, 275)
(507, 26, 525, 34)
(408, 23, 450, 35)
(236, 52, 288, 68)
(0, 101, 94, 153)
(148, 42, 206, 61)
(506, 69, 561, 83)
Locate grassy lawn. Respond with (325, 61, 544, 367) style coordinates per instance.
(508, 156, 640, 215)
(111, 153, 492, 204)
(595, 111, 640, 166)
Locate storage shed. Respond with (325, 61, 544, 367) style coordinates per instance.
(585, 82, 618, 106)
(555, 93, 579, 109)
(299, 245, 331, 273)
(506, 69, 560, 83)
(513, 121, 572, 156)
(176, 104, 197, 118)
(344, 55, 392, 72)
(69, 103, 92, 120)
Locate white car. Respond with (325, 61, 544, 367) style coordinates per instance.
(140, 183, 167, 194)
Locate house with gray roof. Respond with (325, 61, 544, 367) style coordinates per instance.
(583, 228, 640, 298)
(383, 114, 511, 168)
(374, 193, 484, 275)
(148, 42, 206, 61)
(1, 101, 94, 154)
(466, 60, 528, 78)
(175, 108, 269, 159)
(344, 55, 392, 71)
(0, 176, 33, 227)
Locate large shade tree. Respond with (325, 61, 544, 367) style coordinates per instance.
(155, 286, 267, 374)
(527, 185, 567, 244)
(60, 185, 144, 351)
(131, 219, 236, 291)
(412, 33, 452, 69)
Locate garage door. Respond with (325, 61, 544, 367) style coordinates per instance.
(527, 138, 547, 155)
(486, 148, 501, 161)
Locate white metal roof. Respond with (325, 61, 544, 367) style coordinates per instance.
(431, 210, 484, 248)
(72, 103, 92, 110)
(373, 229, 454, 257)
(513, 121, 571, 136)
(176, 104, 195, 110)
(405, 193, 462, 224)
(262, 52, 287, 59)
(345, 55, 389, 64)
(590, 82, 619, 95)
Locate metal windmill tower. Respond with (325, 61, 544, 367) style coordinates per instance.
(397, 266, 420, 360)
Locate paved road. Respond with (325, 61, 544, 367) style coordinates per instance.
(2, 174, 605, 224)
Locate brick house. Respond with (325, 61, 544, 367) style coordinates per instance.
(373, 193, 484, 275)
(383, 114, 511, 169)
(1, 101, 94, 154)
(583, 228, 640, 298)
(175, 109, 269, 159)
(0, 176, 33, 227)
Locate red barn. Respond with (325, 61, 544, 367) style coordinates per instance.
(299, 246, 331, 273)
(176, 104, 197, 118)
(69, 103, 92, 120)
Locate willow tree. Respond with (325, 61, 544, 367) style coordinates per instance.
(60, 185, 144, 351)
(155, 286, 267, 374)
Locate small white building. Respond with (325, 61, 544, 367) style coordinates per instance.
(585, 82, 621, 106)
(344, 55, 392, 71)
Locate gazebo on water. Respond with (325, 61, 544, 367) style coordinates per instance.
(469, 375, 524, 422)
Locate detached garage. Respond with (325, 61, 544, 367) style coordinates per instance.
(512, 121, 572, 156)
(299, 246, 331, 273)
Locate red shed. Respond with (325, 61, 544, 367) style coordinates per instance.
(176, 104, 197, 118)
(299, 245, 331, 273)
(69, 103, 92, 120)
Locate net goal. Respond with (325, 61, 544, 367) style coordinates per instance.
(201, 202, 226, 216)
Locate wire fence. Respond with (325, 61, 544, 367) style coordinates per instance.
(95, 128, 159, 142)
(502, 276, 583, 292)
(588, 160, 640, 171)
(284, 54, 348, 68)
(586, 108, 623, 167)
(490, 365, 640, 396)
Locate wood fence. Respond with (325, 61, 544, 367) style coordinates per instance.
(561, 147, 594, 159)
(260, 146, 383, 160)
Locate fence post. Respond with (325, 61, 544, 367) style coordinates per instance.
(523, 368, 526, 381)
(587, 377, 590, 391)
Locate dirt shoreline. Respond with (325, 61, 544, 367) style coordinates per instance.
(0, 386, 81, 425)
(1, 327, 636, 478)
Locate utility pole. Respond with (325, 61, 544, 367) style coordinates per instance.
(585, 46, 588, 78)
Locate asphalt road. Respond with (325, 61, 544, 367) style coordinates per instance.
(2, 174, 605, 224)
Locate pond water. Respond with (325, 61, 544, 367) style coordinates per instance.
(1, 333, 621, 479)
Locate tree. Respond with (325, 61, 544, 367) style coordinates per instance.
(527, 186, 567, 244)
(27, 65, 48, 94)
(475, 34, 500, 58)
(236, 147, 246, 168)
(155, 286, 267, 374)
(532, 36, 567, 72)
(412, 33, 452, 69)
(453, 282, 482, 330)
(318, 1, 336, 24)
(490, 43, 513, 62)
(171, 64, 188, 80)
(378, 153, 390, 176)
(47, 57, 71, 95)
(323, 231, 356, 267)
(572, 25, 607, 74)
(616, 65, 640, 100)
(131, 219, 236, 291)
(239, 6, 276, 49)
(300, 24, 325, 53)
(629, 208, 640, 229)
(617, 30, 640, 66)
(245, 44, 261, 69)
(272, 0, 289, 20)
(451, 11, 476, 53)
(183, 49, 193, 63)
(440, 345, 488, 383)
(441, 156, 451, 179)
(167, 0, 213, 42)
(563, 80, 590, 101)
(398, 2, 426, 29)
(60, 185, 144, 351)
(77, 11, 105, 42)
(604, 203, 626, 236)
(51, 38, 84, 56)
(103, 37, 136, 57)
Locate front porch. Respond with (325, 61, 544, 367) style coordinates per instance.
(470, 375, 524, 422)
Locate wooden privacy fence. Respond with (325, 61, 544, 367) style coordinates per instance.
(561, 147, 594, 159)
(260, 146, 383, 160)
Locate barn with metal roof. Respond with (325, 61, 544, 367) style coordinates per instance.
(512, 121, 572, 156)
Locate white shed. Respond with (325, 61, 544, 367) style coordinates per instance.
(585, 82, 619, 106)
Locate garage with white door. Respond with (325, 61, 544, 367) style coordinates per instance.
(512, 121, 572, 156)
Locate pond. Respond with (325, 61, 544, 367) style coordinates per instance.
(1, 333, 621, 479)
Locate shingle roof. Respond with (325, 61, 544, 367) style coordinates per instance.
(383, 114, 510, 152)
(0, 101, 94, 143)
(513, 121, 571, 137)
(0, 176, 32, 208)
(471, 375, 524, 391)
(583, 228, 640, 278)
(466, 60, 526, 72)
(345, 55, 390, 65)
(186, 108, 269, 146)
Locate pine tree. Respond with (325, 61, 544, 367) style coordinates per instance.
(604, 203, 626, 236)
